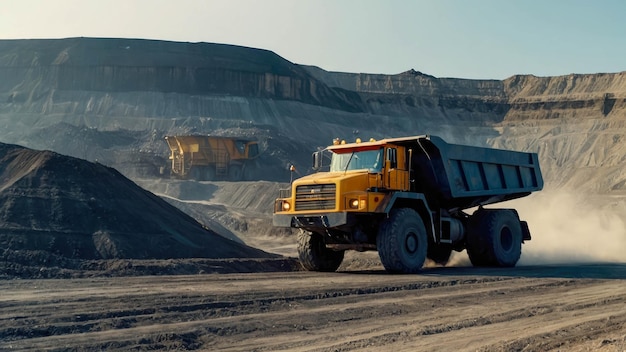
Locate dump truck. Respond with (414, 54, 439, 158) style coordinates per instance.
(165, 135, 259, 181)
(273, 135, 543, 273)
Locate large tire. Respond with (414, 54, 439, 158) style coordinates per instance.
(467, 209, 522, 267)
(242, 160, 259, 181)
(427, 243, 453, 266)
(297, 231, 344, 272)
(189, 166, 204, 181)
(228, 163, 243, 181)
(377, 208, 428, 273)
(205, 166, 216, 181)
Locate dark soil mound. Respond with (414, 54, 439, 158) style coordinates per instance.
(0, 142, 276, 263)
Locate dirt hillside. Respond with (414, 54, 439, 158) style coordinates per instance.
(2, 38, 626, 198)
(0, 142, 287, 277)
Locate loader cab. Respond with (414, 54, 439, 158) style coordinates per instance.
(245, 141, 259, 159)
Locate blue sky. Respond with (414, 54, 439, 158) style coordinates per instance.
(2, 0, 624, 79)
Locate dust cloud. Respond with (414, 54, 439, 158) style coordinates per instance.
(511, 192, 626, 265)
(442, 191, 626, 267)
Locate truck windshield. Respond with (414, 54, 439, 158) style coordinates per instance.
(330, 148, 383, 172)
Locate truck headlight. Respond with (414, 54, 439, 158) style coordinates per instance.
(282, 201, 291, 211)
(349, 199, 359, 209)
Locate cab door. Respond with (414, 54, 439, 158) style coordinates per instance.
(385, 146, 409, 191)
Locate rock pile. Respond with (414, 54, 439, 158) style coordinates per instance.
(0, 142, 275, 265)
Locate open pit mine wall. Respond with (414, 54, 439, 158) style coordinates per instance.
(0, 38, 363, 117)
(304, 66, 626, 193)
(9, 38, 621, 129)
(304, 65, 626, 122)
(1, 38, 626, 191)
(2, 38, 625, 123)
(502, 73, 626, 120)
(0, 38, 509, 180)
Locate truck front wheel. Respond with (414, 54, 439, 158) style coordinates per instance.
(297, 230, 344, 272)
(377, 208, 428, 273)
(467, 209, 522, 267)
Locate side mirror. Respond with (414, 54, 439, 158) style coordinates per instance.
(312, 151, 322, 170)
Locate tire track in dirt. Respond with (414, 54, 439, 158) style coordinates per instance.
(1, 274, 512, 345)
(214, 279, 625, 351)
(1, 268, 625, 351)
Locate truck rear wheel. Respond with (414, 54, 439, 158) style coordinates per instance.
(242, 160, 258, 181)
(228, 163, 243, 181)
(377, 208, 428, 273)
(205, 166, 216, 181)
(467, 209, 522, 267)
(297, 230, 344, 272)
(189, 166, 204, 181)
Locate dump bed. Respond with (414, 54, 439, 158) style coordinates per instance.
(164, 135, 259, 179)
(404, 135, 543, 210)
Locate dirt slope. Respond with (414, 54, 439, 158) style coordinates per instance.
(0, 142, 278, 275)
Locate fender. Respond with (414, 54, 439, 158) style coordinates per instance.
(378, 192, 437, 243)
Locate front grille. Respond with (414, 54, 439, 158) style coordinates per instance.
(295, 184, 336, 211)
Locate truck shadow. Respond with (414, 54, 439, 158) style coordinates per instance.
(344, 263, 626, 280)
(429, 263, 626, 280)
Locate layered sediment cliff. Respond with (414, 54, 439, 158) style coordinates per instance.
(0, 38, 365, 117)
(304, 67, 626, 193)
(1, 37, 625, 193)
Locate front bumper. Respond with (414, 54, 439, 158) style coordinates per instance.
(273, 212, 348, 229)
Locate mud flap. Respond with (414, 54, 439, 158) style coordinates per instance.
(520, 221, 531, 242)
